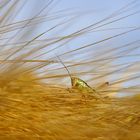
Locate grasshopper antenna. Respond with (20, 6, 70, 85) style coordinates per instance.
(56, 55, 73, 86)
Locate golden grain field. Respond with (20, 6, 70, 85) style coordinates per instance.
(0, 0, 140, 139)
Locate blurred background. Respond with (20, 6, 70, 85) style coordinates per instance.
(0, 0, 140, 97)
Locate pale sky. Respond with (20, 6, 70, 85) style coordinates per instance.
(10, 0, 140, 95)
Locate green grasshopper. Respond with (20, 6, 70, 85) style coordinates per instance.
(71, 76, 96, 93)
(56, 56, 98, 95)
